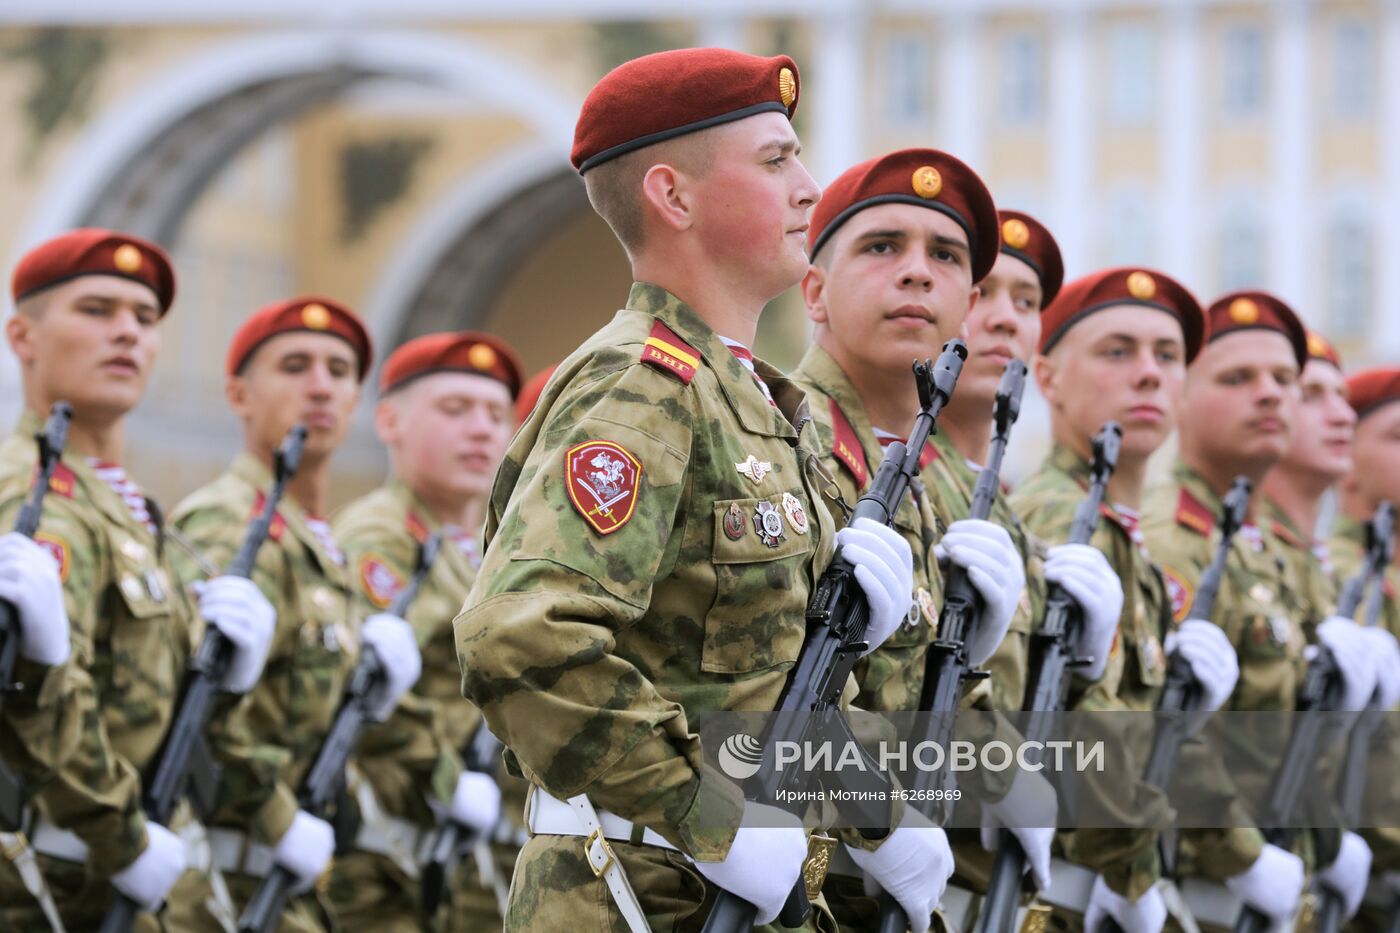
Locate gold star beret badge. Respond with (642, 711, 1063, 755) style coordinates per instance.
(113, 244, 143, 274)
(1126, 271, 1156, 300)
(301, 302, 332, 330)
(1229, 297, 1259, 324)
(778, 68, 797, 108)
(1307, 333, 1328, 358)
(467, 343, 498, 370)
(911, 166, 942, 199)
(1001, 219, 1030, 251)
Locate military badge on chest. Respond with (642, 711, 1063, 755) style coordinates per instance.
(736, 455, 772, 485)
(781, 492, 808, 535)
(723, 502, 746, 541)
(565, 440, 643, 535)
(753, 500, 786, 547)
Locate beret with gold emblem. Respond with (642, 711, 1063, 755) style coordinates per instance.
(1305, 330, 1342, 370)
(571, 48, 800, 174)
(380, 330, 524, 399)
(807, 148, 1000, 282)
(1041, 267, 1206, 362)
(1206, 290, 1307, 369)
(997, 209, 1064, 308)
(515, 363, 559, 424)
(227, 296, 373, 383)
(12, 228, 176, 314)
(1346, 367, 1400, 421)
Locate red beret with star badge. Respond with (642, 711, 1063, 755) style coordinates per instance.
(1205, 291, 1308, 370)
(571, 48, 800, 174)
(997, 210, 1064, 308)
(1304, 330, 1342, 370)
(12, 228, 176, 314)
(1346, 367, 1400, 421)
(380, 331, 524, 398)
(807, 148, 1000, 282)
(515, 363, 559, 424)
(227, 296, 373, 383)
(1041, 267, 1206, 362)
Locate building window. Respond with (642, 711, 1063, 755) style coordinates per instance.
(1106, 22, 1154, 125)
(1001, 31, 1043, 124)
(1218, 201, 1265, 291)
(1332, 22, 1374, 119)
(1222, 24, 1266, 118)
(885, 35, 931, 126)
(1100, 190, 1155, 266)
(1328, 209, 1371, 338)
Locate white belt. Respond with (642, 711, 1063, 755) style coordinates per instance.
(1179, 878, 1245, 929)
(527, 789, 654, 933)
(209, 827, 277, 879)
(1039, 857, 1097, 913)
(2, 831, 67, 933)
(29, 817, 88, 863)
(353, 812, 433, 876)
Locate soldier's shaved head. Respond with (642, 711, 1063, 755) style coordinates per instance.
(584, 130, 716, 258)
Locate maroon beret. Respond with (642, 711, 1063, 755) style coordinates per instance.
(1346, 367, 1400, 421)
(997, 210, 1064, 308)
(12, 228, 175, 314)
(1041, 267, 1206, 362)
(380, 331, 524, 399)
(1206, 291, 1307, 369)
(1305, 331, 1342, 370)
(515, 363, 559, 424)
(572, 48, 799, 174)
(807, 148, 1000, 282)
(227, 296, 373, 383)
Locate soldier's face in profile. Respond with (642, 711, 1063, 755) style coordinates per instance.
(7, 275, 162, 422)
(958, 251, 1044, 405)
(687, 113, 820, 300)
(1183, 330, 1300, 469)
(1040, 305, 1186, 463)
(377, 372, 514, 504)
(227, 332, 362, 461)
(1347, 404, 1400, 508)
(804, 203, 976, 379)
(1277, 360, 1355, 482)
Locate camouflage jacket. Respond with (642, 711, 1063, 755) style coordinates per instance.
(1011, 443, 1173, 898)
(0, 409, 192, 876)
(333, 481, 487, 824)
(171, 452, 360, 844)
(1143, 461, 1315, 880)
(923, 431, 1044, 712)
(454, 282, 841, 861)
(1260, 497, 1339, 643)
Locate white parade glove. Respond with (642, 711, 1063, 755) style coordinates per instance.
(845, 807, 953, 933)
(936, 519, 1025, 666)
(110, 822, 188, 911)
(0, 532, 70, 665)
(1083, 875, 1166, 933)
(1164, 620, 1240, 734)
(1044, 543, 1123, 680)
(1316, 831, 1372, 920)
(979, 767, 1057, 891)
(692, 802, 808, 926)
(198, 575, 275, 693)
(1314, 616, 1379, 713)
(360, 613, 422, 722)
(837, 517, 914, 656)
(274, 810, 335, 894)
(450, 770, 501, 835)
(1224, 843, 1304, 925)
(1362, 626, 1400, 710)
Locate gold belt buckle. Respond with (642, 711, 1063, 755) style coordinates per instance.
(1295, 890, 1317, 933)
(1018, 902, 1052, 933)
(584, 827, 617, 879)
(802, 833, 838, 900)
(1, 832, 28, 862)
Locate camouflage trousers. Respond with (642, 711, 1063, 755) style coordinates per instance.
(506, 834, 839, 933)
(0, 850, 208, 931)
(164, 867, 336, 932)
(443, 837, 522, 933)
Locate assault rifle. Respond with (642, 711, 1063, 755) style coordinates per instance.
(419, 722, 505, 918)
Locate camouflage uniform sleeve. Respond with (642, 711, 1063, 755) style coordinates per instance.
(456, 361, 747, 861)
(0, 494, 149, 875)
(337, 519, 457, 820)
(173, 496, 299, 844)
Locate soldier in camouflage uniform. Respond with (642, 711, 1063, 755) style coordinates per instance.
(1142, 292, 1379, 932)
(792, 155, 1117, 930)
(168, 296, 422, 932)
(455, 48, 935, 932)
(0, 230, 276, 929)
(1015, 266, 1238, 931)
(332, 331, 529, 932)
(1329, 366, 1400, 931)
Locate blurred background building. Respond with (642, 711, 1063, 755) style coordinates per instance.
(2, 0, 1397, 503)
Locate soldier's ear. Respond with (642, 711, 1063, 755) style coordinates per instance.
(800, 265, 827, 324)
(640, 163, 693, 233)
(4, 313, 33, 364)
(224, 374, 249, 418)
(374, 398, 400, 446)
(1033, 352, 1058, 404)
